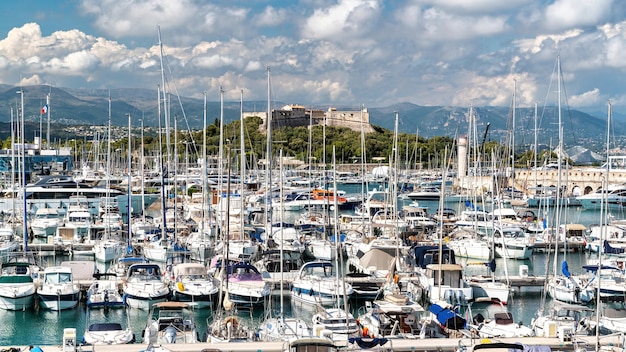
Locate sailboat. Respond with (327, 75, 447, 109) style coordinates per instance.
(0, 93, 38, 311)
(258, 149, 313, 342)
(545, 56, 595, 305)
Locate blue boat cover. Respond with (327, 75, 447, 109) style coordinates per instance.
(561, 261, 571, 278)
(604, 240, 626, 254)
(428, 303, 466, 330)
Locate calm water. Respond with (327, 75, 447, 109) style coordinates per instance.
(2, 187, 610, 346)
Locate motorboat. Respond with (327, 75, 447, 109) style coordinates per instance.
(37, 266, 80, 311)
(356, 293, 433, 338)
(143, 302, 199, 344)
(491, 225, 534, 260)
(216, 261, 271, 307)
(468, 303, 534, 338)
(0, 261, 37, 310)
(86, 273, 124, 308)
(406, 187, 441, 201)
(169, 263, 219, 309)
(29, 208, 61, 238)
(532, 303, 594, 337)
(83, 308, 135, 345)
(311, 307, 359, 346)
(290, 261, 354, 307)
(577, 184, 626, 210)
(0, 226, 19, 260)
(122, 263, 170, 310)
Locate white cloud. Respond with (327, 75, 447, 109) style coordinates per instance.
(253, 6, 289, 27)
(1, 1, 626, 112)
(544, 0, 613, 31)
(19, 75, 42, 86)
(301, 0, 381, 41)
(79, 0, 198, 38)
(569, 88, 601, 107)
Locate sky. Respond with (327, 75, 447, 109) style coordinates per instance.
(0, 0, 625, 112)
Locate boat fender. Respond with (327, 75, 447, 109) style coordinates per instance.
(177, 282, 185, 291)
(309, 289, 314, 296)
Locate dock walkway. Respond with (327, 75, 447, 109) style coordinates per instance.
(10, 335, 624, 352)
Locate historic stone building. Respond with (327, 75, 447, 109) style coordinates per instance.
(245, 104, 374, 133)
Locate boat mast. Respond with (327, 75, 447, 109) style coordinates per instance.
(157, 26, 171, 178)
(201, 92, 207, 236)
(127, 114, 132, 248)
(46, 92, 50, 149)
(18, 88, 27, 252)
(140, 115, 146, 224)
(157, 85, 167, 234)
(596, 101, 611, 348)
(264, 66, 272, 231)
(240, 89, 245, 239)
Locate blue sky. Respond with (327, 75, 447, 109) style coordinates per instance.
(0, 0, 625, 112)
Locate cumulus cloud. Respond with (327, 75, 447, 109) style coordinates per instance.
(544, 0, 613, 31)
(301, 0, 381, 41)
(253, 6, 289, 27)
(0, 1, 625, 112)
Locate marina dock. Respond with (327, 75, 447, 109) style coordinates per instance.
(10, 334, 625, 352)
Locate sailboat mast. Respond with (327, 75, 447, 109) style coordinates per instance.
(46, 93, 50, 149)
(127, 114, 132, 243)
(240, 89, 245, 239)
(157, 85, 167, 232)
(157, 26, 171, 176)
(18, 88, 27, 252)
(264, 66, 272, 228)
(201, 92, 207, 234)
(140, 116, 146, 223)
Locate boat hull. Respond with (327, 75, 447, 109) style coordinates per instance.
(38, 291, 80, 311)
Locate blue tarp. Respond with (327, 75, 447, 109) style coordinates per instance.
(428, 303, 466, 330)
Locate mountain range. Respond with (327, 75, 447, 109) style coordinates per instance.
(0, 84, 622, 150)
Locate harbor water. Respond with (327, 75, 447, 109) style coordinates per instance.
(0, 189, 611, 346)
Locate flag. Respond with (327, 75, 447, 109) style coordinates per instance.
(41, 104, 48, 114)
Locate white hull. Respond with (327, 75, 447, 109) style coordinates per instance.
(38, 292, 79, 311)
(0, 293, 35, 310)
(93, 241, 125, 262)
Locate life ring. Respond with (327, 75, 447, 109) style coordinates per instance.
(177, 282, 185, 291)
(223, 316, 239, 329)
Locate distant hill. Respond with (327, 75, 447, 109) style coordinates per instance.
(0, 85, 621, 150)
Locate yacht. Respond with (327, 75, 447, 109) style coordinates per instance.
(30, 208, 61, 238)
(37, 266, 80, 311)
(290, 261, 354, 307)
(169, 263, 219, 309)
(0, 261, 37, 310)
(86, 273, 124, 308)
(122, 263, 170, 310)
(577, 184, 626, 211)
(83, 308, 135, 345)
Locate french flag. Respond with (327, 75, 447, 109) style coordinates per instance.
(41, 104, 48, 114)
